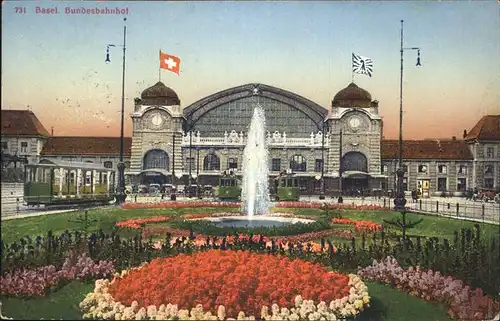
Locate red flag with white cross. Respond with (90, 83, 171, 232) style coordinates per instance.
(159, 51, 180, 75)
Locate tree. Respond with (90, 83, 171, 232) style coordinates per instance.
(68, 210, 98, 237)
(383, 211, 423, 241)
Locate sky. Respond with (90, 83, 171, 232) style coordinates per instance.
(2, 0, 500, 139)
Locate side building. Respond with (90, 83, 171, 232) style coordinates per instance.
(464, 115, 500, 190)
(381, 139, 473, 197)
(1, 110, 51, 182)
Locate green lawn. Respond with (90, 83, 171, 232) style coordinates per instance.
(0, 207, 240, 244)
(2, 207, 498, 245)
(1, 281, 93, 320)
(286, 208, 499, 240)
(340, 210, 499, 240)
(0, 281, 451, 321)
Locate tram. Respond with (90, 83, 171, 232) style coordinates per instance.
(24, 159, 116, 206)
(216, 170, 241, 201)
(275, 170, 299, 201)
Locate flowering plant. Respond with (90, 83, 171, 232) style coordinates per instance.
(80, 250, 370, 320)
(116, 217, 171, 229)
(273, 229, 353, 244)
(181, 212, 243, 219)
(152, 235, 336, 254)
(358, 256, 500, 321)
(0, 253, 115, 297)
(332, 218, 382, 233)
(121, 201, 240, 210)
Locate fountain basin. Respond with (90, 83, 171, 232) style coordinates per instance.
(198, 216, 315, 228)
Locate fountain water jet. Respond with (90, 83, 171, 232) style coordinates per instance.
(241, 105, 270, 218)
(198, 105, 314, 228)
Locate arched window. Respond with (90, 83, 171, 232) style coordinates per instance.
(290, 154, 306, 172)
(103, 161, 113, 169)
(143, 149, 169, 170)
(203, 153, 220, 171)
(341, 152, 368, 173)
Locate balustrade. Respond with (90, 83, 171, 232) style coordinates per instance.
(181, 130, 330, 147)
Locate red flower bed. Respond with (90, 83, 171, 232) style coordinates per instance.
(181, 212, 242, 220)
(142, 227, 190, 239)
(332, 218, 382, 232)
(115, 217, 171, 229)
(108, 250, 350, 318)
(121, 201, 241, 209)
(274, 229, 353, 244)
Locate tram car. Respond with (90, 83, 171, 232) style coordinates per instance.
(216, 170, 241, 201)
(24, 159, 116, 206)
(275, 170, 299, 201)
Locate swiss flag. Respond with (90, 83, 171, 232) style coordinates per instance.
(159, 51, 181, 75)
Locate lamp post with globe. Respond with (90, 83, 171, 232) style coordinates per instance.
(394, 19, 421, 211)
(105, 17, 128, 205)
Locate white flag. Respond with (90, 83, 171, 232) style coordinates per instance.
(352, 53, 373, 77)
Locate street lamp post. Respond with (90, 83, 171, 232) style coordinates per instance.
(339, 129, 343, 195)
(171, 133, 176, 200)
(188, 130, 193, 197)
(319, 120, 326, 199)
(106, 17, 127, 205)
(196, 147, 201, 198)
(394, 19, 421, 211)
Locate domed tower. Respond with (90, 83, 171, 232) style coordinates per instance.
(326, 82, 383, 194)
(128, 82, 184, 186)
(331, 82, 378, 110)
(134, 81, 180, 111)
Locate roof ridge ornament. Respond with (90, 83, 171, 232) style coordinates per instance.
(252, 85, 260, 95)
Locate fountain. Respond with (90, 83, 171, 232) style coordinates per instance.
(241, 105, 270, 218)
(199, 105, 314, 228)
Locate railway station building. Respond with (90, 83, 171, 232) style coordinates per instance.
(1, 82, 499, 197)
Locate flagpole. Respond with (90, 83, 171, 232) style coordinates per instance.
(351, 54, 354, 83)
(159, 50, 161, 82)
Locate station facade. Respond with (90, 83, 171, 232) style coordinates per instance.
(2, 82, 499, 197)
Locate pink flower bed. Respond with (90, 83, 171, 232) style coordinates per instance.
(358, 256, 500, 321)
(0, 253, 115, 297)
(121, 201, 241, 209)
(276, 202, 390, 211)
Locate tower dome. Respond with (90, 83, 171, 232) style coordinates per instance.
(332, 83, 373, 108)
(140, 81, 180, 106)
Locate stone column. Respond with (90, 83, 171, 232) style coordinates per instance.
(92, 170, 97, 195)
(106, 171, 111, 195)
(76, 169, 81, 197)
(58, 168, 64, 197)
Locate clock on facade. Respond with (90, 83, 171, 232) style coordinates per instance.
(349, 116, 361, 129)
(151, 113, 163, 127)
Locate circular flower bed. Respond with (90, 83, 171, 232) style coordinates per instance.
(80, 250, 370, 320)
